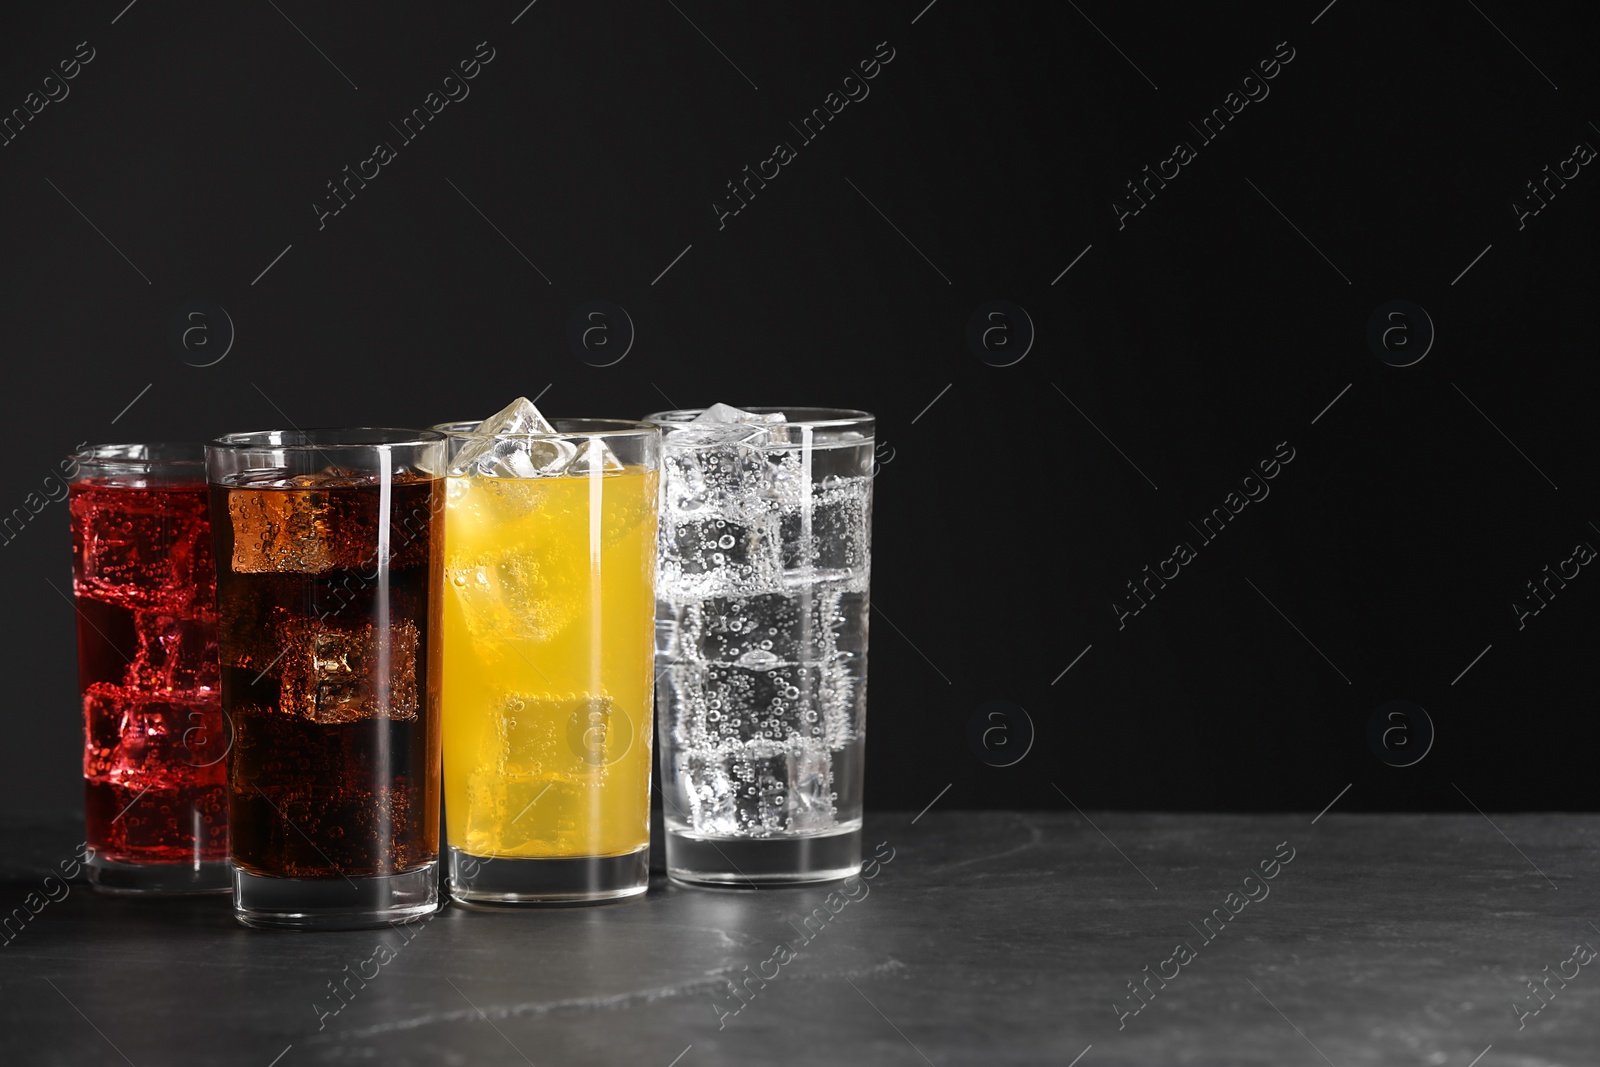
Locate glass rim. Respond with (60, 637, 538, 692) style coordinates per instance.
(644, 407, 874, 431)
(207, 428, 447, 451)
(432, 418, 661, 441)
(69, 442, 207, 471)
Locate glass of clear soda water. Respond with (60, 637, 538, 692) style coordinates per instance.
(646, 407, 873, 886)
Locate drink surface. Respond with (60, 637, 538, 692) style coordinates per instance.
(441, 467, 658, 859)
(70, 480, 227, 866)
(210, 473, 442, 879)
(655, 429, 872, 839)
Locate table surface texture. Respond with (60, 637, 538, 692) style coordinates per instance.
(1, 811, 1595, 1066)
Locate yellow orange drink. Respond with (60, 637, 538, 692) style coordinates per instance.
(439, 412, 659, 904)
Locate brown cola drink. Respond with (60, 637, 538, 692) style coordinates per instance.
(207, 430, 444, 929)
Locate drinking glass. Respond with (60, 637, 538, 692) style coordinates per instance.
(206, 429, 445, 929)
(70, 443, 229, 893)
(646, 408, 873, 885)
(434, 419, 660, 905)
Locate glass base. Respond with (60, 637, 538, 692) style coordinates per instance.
(232, 862, 440, 930)
(666, 825, 861, 887)
(87, 857, 232, 895)
(447, 845, 649, 907)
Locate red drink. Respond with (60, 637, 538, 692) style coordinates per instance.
(69, 445, 229, 893)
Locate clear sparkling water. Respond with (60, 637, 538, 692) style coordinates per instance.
(656, 421, 871, 839)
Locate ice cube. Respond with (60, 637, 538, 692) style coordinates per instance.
(812, 476, 871, 575)
(83, 682, 227, 785)
(446, 544, 581, 647)
(682, 750, 740, 834)
(660, 510, 783, 599)
(71, 488, 213, 609)
(227, 483, 356, 574)
(462, 691, 556, 851)
(675, 590, 857, 671)
(780, 474, 872, 580)
(450, 396, 577, 478)
(484, 396, 557, 434)
(786, 741, 837, 831)
(274, 617, 418, 723)
(749, 751, 789, 833)
(669, 404, 785, 456)
(126, 610, 220, 693)
(691, 403, 787, 426)
(662, 427, 789, 510)
(447, 473, 557, 528)
(682, 741, 835, 835)
(567, 437, 624, 476)
(225, 474, 432, 575)
(662, 634, 856, 753)
(460, 691, 626, 853)
(679, 593, 802, 666)
(700, 662, 840, 744)
(561, 693, 630, 767)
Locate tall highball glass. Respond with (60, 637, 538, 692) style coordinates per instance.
(70, 443, 229, 893)
(435, 419, 660, 905)
(646, 408, 873, 886)
(206, 429, 445, 929)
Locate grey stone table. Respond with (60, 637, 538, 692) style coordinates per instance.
(2, 811, 1596, 1066)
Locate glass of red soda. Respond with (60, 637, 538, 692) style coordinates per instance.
(69, 443, 229, 893)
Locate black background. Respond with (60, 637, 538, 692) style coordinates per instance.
(2, 1, 1594, 817)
